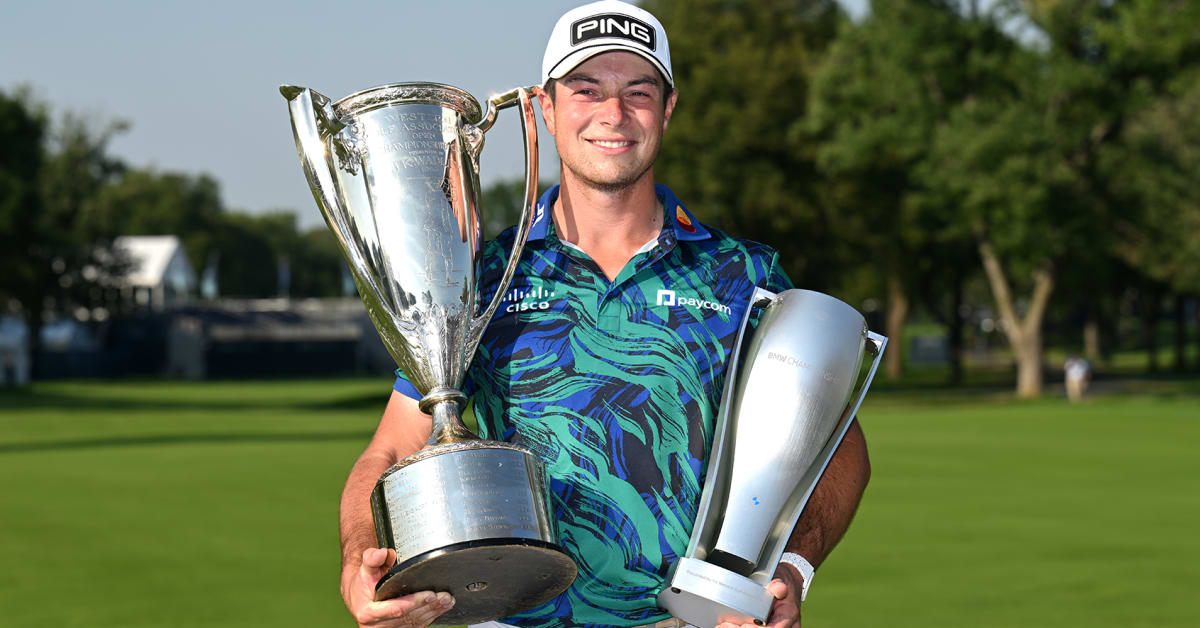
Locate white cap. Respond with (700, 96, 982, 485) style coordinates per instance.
(541, 0, 673, 88)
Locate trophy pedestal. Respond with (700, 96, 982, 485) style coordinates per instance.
(658, 557, 775, 628)
(376, 538, 576, 624)
(371, 442, 577, 624)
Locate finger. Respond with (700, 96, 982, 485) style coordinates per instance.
(766, 578, 789, 599)
(378, 591, 452, 628)
(355, 591, 436, 626)
(361, 547, 391, 569)
(358, 549, 397, 592)
(409, 591, 456, 626)
(765, 597, 800, 628)
(766, 605, 799, 628)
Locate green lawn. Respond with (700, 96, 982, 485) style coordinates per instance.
(1, 378, 1197, 627)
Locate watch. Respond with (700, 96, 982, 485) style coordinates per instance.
(778, 552, 815, 602)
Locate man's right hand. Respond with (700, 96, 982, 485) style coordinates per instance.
(342, 547, 456, 628)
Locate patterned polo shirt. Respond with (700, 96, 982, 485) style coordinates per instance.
(394, 184, 792, 627)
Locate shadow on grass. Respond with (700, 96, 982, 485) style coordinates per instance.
(0, 430, 374, 455)
(0, 388, 386, 412)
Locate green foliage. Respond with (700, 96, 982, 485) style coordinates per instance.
(89, 169, 225, 274)
(480, 177, 555, 240)
(0, 90, 127, 339)
(645, 0, 847, 291)
(89, 169, 344, 299)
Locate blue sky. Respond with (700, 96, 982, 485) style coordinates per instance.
(1, 0, 866, 228)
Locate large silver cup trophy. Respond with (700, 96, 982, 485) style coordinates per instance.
(658, 288, 886, 627)
(281, 82, 576, 624)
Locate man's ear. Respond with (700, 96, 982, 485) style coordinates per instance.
(663, 89, 678, 131)
(534, 85, 557, 136)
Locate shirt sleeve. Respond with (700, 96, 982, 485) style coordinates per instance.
(392, 369, 421, 399)
(748, 250, 794, 330)
(763, 250, 795, 293)
(392, 366, 480, 400)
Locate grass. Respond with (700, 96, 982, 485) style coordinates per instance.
(1, 377, 1197, 627)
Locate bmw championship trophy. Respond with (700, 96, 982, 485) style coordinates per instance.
(658, 288, 887, 627)
(281, 82, 577, 624)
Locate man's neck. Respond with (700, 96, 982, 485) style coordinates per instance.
(551, 172, 663, 277)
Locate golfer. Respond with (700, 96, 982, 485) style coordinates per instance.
(339, 2, 870, 627)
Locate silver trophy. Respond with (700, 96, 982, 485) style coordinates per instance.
(658, 288, 886, 627)
(281, 82, 576, 624)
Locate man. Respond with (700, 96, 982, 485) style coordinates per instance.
(1064, 355, 1091, 402)
(339, 2, 870, 627)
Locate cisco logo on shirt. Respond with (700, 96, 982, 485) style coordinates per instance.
(656, 289, 732, 316)
(502, 284, 557, 313)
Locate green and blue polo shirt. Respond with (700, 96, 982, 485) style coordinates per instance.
(394, 184, 793, 627)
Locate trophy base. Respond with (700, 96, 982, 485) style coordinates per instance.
(657, 557, 775, 627)
(375, 537, 577, 624)
(370, 443, 578, 624)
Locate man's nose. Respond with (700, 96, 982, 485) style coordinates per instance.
(598, 95, 626, 126)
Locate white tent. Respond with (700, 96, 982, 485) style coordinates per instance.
(113, 235, 196, 309)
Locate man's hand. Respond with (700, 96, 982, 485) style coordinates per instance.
(716, 564, 803, 628)
(341, 547, 455, 628)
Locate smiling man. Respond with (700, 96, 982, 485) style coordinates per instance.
(338, 2, 870, 628)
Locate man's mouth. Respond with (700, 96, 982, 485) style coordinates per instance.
(588, 139, 635, 149)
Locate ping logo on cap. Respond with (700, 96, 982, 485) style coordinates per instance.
(571, 13, 656, 50)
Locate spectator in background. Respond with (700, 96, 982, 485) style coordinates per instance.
(1064, 355, 1091, 402)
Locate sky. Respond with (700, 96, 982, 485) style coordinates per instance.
(1, 0, 866, 229)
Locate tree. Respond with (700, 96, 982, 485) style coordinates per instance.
(644, 0, 850, 293)
(0, 90, 127, 377)
(911, 0, 1200, 396)
(1107, 65, 1200, 370)
(481, 177, 555, 240)
(809, 0, 1009, 379)
(88, 169, 225, 274)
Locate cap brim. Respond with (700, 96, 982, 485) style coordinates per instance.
(545, 44, 673, 88)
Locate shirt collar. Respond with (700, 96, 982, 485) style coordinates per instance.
(527, 183, 713, 243)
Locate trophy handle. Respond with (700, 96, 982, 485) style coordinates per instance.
(279, 85, 382, 303)
(844, 331, 887, 430)
(466, 86, 540, 346)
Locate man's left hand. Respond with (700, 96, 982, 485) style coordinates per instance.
(716, 564, 802, 628)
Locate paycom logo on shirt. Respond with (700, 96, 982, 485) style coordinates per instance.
(656, 289, 732, 316)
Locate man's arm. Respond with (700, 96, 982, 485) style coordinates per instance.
(724, 418, 871, 628)
(784, 417, 871, 565)
(339, 390, 455, 627)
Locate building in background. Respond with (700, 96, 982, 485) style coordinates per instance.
(112, 235, 196, 310)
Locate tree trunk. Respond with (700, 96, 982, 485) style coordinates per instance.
(948, 274, 965, 386)
(1194, 295, 1200, 371)
(977, 237, 1054, 398)
(24, 311, 43, 382)
(885, 271, 908, 380)
(1173, 294, 1187, 372)
(1083, 309, 1101, 362)
(1143, 286, 1161, 373)
(1014, 332, 1043, 398)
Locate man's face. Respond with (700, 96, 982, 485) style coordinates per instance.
(538, 51, 677, 193)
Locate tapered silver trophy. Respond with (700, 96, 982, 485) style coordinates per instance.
(281, 82, 576, 624)
(658, 288, 886, 627)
